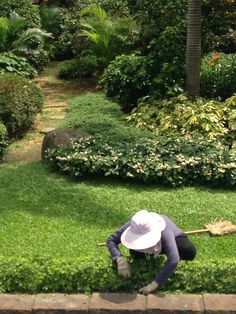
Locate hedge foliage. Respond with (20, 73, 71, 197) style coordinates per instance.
(46, 136, 236, 187)
(0, 256, 235, 294)
(125, 94, 236, 146)
(0, 73, 43, 139)
(0, 122, 8, 162)
(0, 0, 41, 28)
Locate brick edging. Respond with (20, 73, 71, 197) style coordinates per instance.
(0, 293, 235, 313)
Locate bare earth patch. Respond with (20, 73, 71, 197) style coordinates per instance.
(5, 62, 96, 164)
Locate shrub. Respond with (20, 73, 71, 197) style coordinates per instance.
(46, 135, 236, 187)
(200, 52, 236, 100)
(0, 52, 37, 78)
(0, 122, 8, 162)
(100, 54, 151, 111)
(0, 256, 235, 293)
(125, 94, 236, 146)
(0, 0, 41, 28)
(0, 73, 43, 139)
(58, 59, 79, 79)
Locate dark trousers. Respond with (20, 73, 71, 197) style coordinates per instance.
(130, 235, 196, 260)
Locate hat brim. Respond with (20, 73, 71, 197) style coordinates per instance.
(121, 213, 166, 250)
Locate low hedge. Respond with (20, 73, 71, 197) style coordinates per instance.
(0, 122, 8, 162)
(0, 256, 235, 293)
(46, 136, 236, 187)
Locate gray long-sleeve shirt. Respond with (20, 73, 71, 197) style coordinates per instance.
(106, 214, 186, 286)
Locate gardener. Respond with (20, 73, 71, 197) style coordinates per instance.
(106, 209, 196, 294)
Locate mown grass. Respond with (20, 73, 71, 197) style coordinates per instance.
(0, 161, 235, 261)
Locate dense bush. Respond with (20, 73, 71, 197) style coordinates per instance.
(200, 53, 236, 100)
(100, 54, 151, 111)
(0, 122, 8, 162)
(125, 94, 236, 146)
(46, 135, 236, 187)
(0, 256, 235, 293)
(0, 52, 37, 78)
(58, 59, 79, 79)
(0, 73, 43, 139)
(0, 0, 41, 28)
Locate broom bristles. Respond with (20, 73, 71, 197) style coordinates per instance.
(204, 220, 236, 236)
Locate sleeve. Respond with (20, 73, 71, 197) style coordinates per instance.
(154, 229, 180, 286)
(106, 221, 131, 261)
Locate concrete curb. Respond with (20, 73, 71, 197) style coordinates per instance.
(0, 293, 235, 313)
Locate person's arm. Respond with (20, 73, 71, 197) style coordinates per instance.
(106, 221, 131, 260)
(154, 229, 180, 286)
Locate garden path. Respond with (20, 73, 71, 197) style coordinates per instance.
(4, 62, 96, 164)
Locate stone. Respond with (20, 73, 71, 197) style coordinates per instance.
(41, 128, 91, 161)
(89, 293, 146, 313)
(203, 294, 236, 314)
(147, 294, 204, 314)
(33, 293, 89, 314)
(0, 294, 35, 314)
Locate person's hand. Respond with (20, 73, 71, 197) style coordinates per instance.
(139, 281, 159, 295)
(116, 256, 131, 278)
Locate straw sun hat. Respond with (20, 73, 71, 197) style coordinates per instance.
(121, 210, 166, 250)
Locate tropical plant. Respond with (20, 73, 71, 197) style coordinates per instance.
(0, 13, 52, 72)
(200, 52, 236, 100)
(78, 4, 138, 70)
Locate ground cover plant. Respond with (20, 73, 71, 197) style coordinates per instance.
(0, 162, 235, 293)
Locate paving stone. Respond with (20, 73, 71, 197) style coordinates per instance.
(204, 294, 236, 314)
(89, 293, 146, 314)
(147, 294, 204, 314)
(33, 294, 89, 314)
(0, 294, 35, 314)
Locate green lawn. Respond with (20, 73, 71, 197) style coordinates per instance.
(0, 161, 235, 261)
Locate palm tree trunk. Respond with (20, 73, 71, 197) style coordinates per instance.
(186, 0, 202, 97)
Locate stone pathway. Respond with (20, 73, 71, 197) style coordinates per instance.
(4, 62, 95, 164)
(0, 293, 236, 313)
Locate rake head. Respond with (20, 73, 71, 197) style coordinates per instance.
(204, 220, 236, 236)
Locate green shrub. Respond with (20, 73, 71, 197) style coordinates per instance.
(0, 0, 41, 28)
(0, 73, 43, 139)
(201, 52, 236, 100)
(46, 135, 236, 187)
(58, 59, 79, 79)
(100, 54, 151, 111)
(0, 256, 235, 293)
(0, 122, 8, 162)
(0, 52, 37, 78)
(126, 94, 236, 146)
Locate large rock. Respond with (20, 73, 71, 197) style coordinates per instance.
(41, 128, 91, 162)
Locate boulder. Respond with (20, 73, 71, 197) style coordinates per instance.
(41, 128, 91, 162)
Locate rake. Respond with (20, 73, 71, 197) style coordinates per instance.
(96, 219, 236, 247)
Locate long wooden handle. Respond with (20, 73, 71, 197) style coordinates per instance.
(96, 228, 210, 247)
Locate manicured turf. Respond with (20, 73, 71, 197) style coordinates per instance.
(0, 162, 235, 261)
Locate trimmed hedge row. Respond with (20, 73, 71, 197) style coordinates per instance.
(46, 136, 236, 187)
(0, 256, 235, 294)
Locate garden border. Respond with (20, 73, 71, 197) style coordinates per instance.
(0, 293, 235, 313)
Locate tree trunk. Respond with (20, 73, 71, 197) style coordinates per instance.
(186, 0, 202, 97)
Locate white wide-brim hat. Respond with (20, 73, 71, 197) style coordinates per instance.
(121, 210, 166, 250)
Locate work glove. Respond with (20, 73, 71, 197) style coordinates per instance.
(116, 256, 131, 278)
(139, 281, 159, 295)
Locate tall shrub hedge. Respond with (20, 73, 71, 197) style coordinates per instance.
(0, 73, 43, 139)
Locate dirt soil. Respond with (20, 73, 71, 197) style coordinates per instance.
(5, 62, 96, 164)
